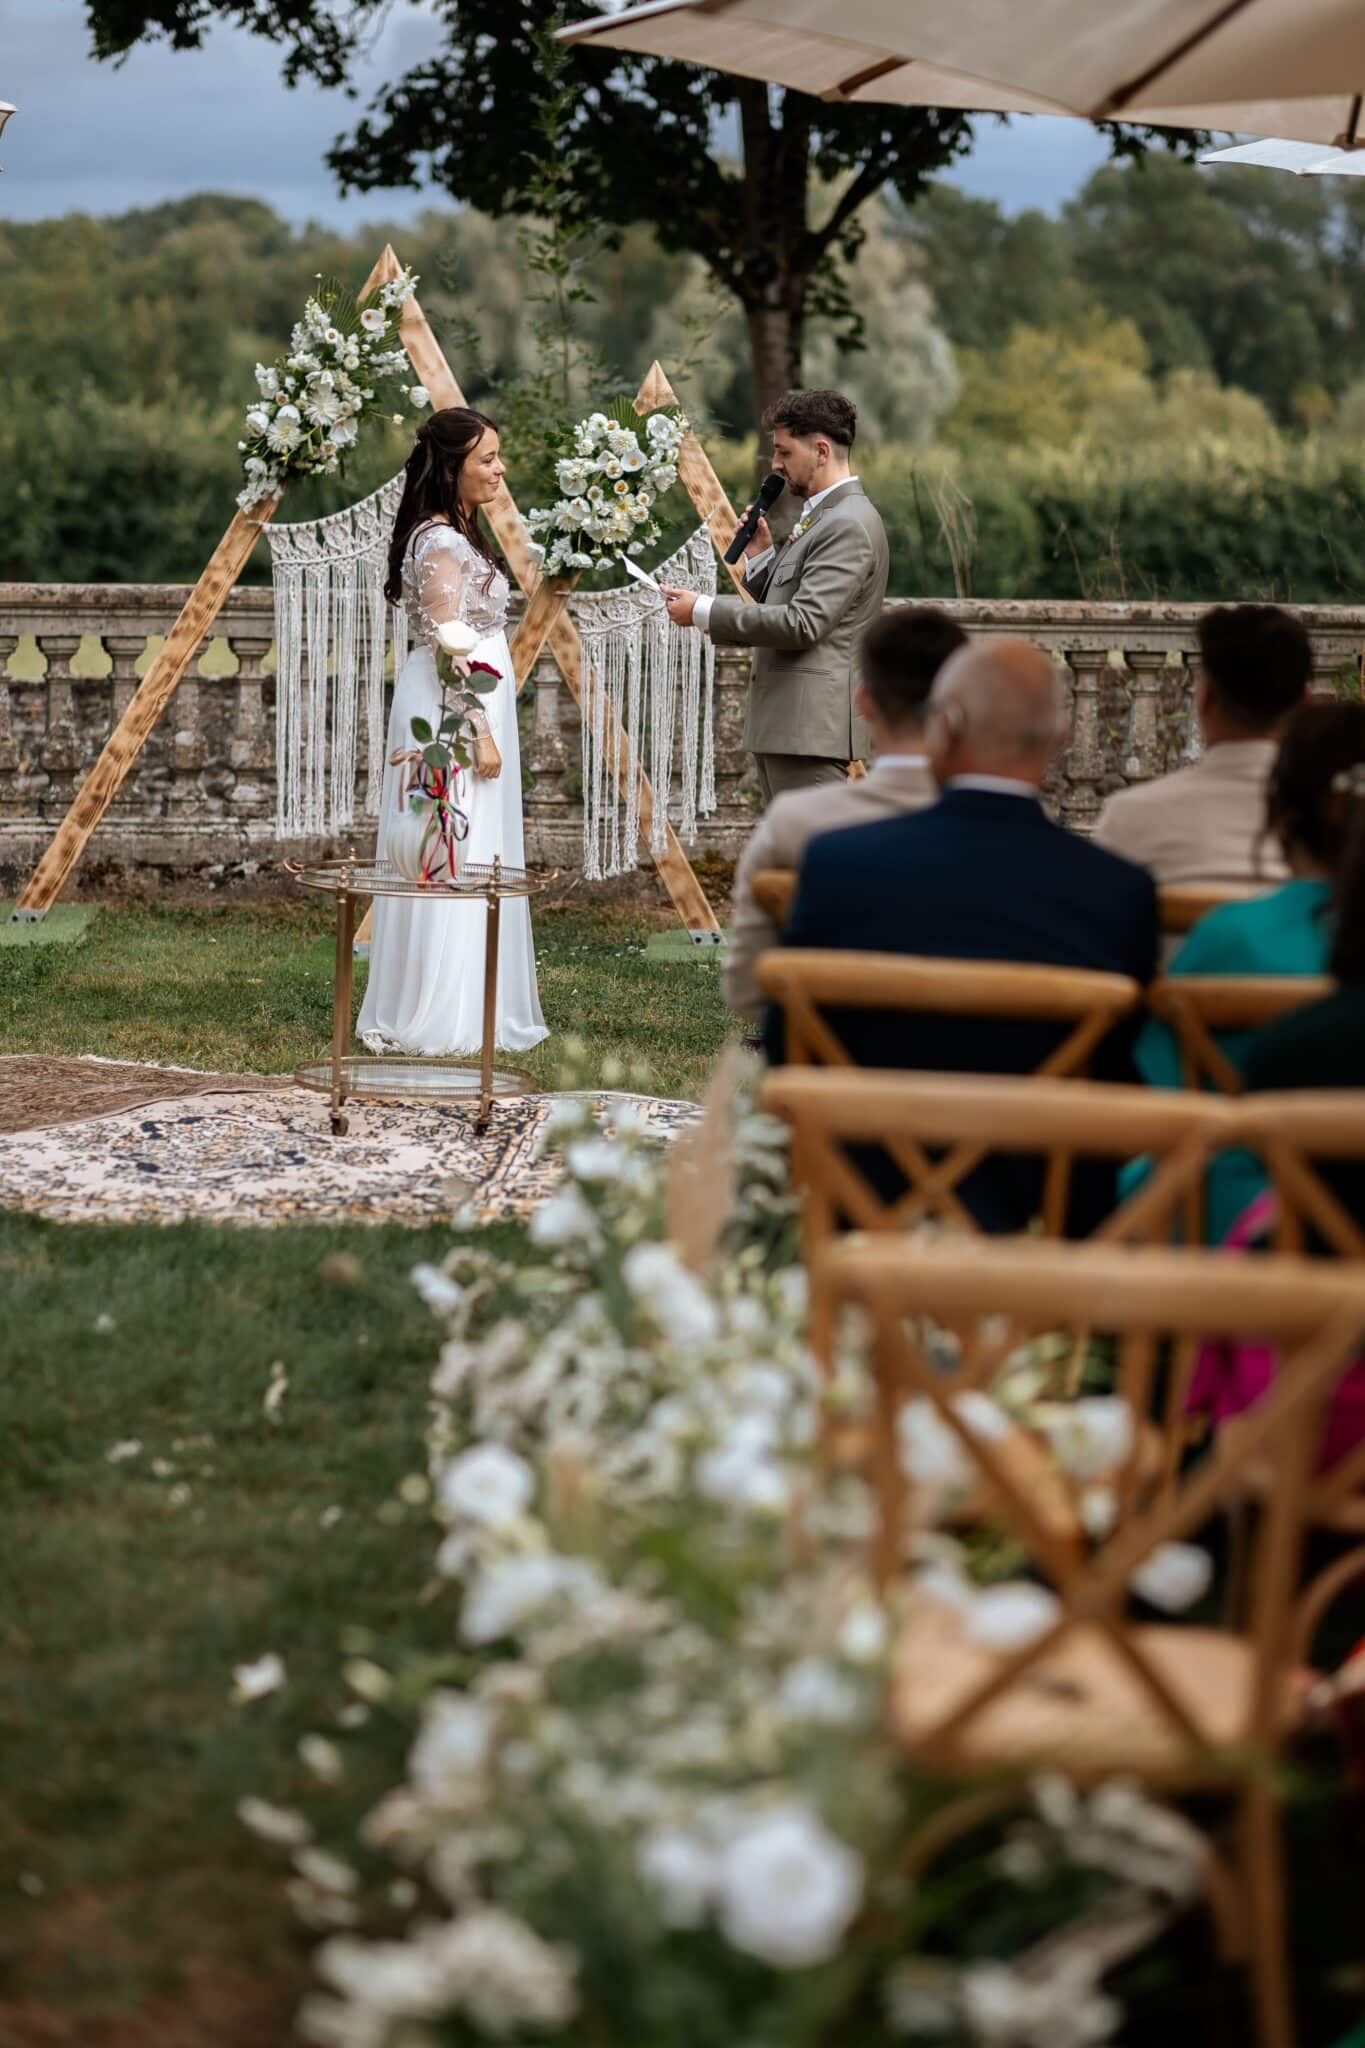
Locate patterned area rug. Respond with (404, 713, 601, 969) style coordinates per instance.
(0, 1082, 696, 1226)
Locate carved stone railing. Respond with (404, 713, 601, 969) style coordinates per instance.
(1, 585, 1361, 894)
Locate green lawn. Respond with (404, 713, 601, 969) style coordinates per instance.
(0, 1211, 523, 2038)
(0, 899, 738, 1101)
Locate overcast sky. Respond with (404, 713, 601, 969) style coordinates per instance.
(3, 0, 1113, 228)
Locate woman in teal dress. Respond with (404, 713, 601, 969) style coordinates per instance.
(1134, 699, 1365, 1240)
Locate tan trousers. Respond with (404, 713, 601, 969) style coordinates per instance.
(755, 752, 851, 805)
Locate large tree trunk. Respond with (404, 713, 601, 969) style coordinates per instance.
(734, 81, 814, 483)
(744, 298, 804, 424)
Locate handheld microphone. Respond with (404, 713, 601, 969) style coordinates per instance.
(724, 471, 785, 565)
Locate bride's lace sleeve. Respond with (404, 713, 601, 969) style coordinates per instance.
(413, 524, 470, 637)
(412, 526, 492, 738)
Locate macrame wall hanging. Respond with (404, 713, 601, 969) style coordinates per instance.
(571, 525, 718, 881)
(267, 489, 717, 875)
(267, 470, 408, 839)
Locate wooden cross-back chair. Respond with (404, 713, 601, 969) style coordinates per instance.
(819, 1233, 1365, 2048)
(1145, 975, 1331, 1095)
(760, 1067, 1235, 1247)
(757, 949, 1142, 1075)
(750, 867, 797, 929)
(1158, 884, 1264, 936)
(760, 1069, 1238, 1376)
(1212, 1093, 1365, 1541)
(751, 869, 1250, 948)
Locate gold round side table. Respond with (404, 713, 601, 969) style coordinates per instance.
(288, 855, 544, 1134)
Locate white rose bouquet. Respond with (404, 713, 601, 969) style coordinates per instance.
(236, 267, 426, 512)
(525, 402, 687, 575)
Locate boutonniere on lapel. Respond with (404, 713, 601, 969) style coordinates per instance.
(786, 505, 815, 547)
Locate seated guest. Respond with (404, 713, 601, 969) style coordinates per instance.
(1242, 780, 1365, 1226)
(724, 605, 966, 1022)
(771, 638, 1157, 1232)
(1092, 602, 1310, 889)
(1186, 797, 1365, 1473)
(1134, 700, 1365, 1241)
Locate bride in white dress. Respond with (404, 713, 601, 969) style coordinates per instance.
(357, 408, 548, 1056)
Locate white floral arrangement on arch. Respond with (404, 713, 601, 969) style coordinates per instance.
(524, 401, 687, 575)
(236, 267, 429, 512)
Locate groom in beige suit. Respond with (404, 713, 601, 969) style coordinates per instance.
(661, 388, 890, 802)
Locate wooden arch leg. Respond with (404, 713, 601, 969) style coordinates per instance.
(13, 503, 279, 919)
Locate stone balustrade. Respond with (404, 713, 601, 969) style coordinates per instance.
(1, 583, 1361, 896)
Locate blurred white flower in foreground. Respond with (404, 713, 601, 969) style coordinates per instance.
(961, 1959, 1121, 2045)
(408, 1693, 494, 1801)
(237, 1795, 311, 1846)
(717, 1804, 863, 1968)
(1130, 1542, 1213, 1614)
(622, 1242, 720, 1346)
(412, 1263, 463, 1314)
(966, 1584, 1062, 1653)
(461, 1554, 602, 1647)
(1033, 1397, 1134, 1481)
(528, 1183, 601, 1251)
(638, 1829, 718, 1928)
(438, 1444, 535, 1528)
(232, 1652, 286, 1703)
(897, 1391, 1011, 1488)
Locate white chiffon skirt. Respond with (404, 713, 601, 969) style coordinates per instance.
(356, 635, 549, 1056)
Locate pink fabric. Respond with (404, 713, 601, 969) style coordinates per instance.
(1186, 1193, 1365, 1474)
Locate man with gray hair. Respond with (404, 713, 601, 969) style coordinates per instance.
(770, 637, 1158, 1231)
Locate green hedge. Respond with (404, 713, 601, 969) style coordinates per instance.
(863, 442, 1365, 604)
(7, 394, 1365, 605)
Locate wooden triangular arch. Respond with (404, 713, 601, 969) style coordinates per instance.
(13, 244, 743, 935)
(13, 247, 749, 937)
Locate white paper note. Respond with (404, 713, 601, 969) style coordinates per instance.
(620, 554, 662, 592)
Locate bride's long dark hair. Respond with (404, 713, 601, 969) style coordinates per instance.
(384, 406, 502, 606)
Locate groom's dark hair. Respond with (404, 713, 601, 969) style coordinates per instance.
(860, 606, 967, 726)
(762, 388, 858, 448)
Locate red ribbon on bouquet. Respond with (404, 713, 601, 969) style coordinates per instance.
(388, 749, 471, 886)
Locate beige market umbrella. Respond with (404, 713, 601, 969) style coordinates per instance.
(558, 2, 1077, 118)
(561, 1, 1365, 145)
(1201, 136, 1365, 173)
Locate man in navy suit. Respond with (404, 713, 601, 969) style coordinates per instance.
(771, 637, 1158, 1232)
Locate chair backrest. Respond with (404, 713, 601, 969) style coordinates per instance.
(820, 1233, 1365, 1764)
(751, 868, 797, 927)
(1145, 975, 1331, 1095)
(1237, 1092, 1365, 1258)
(1159, 884, 1266, 936)
(760, 1067, 1234, 1246)
(757, 949, 1143, 1074)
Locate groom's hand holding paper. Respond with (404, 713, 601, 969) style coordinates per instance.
(658, 585, 698, 628)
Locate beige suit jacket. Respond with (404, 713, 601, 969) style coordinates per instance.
(724, 758, 937, 1021)
(1091, 740, 1286, 889)
(706, 481, 890, 761)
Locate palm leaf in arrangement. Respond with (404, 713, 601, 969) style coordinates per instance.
(607, 394, 649, 432)
(664, 1042, 742, 1275)
(317, 276, 361, 335)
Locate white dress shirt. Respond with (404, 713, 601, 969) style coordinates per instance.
(946, 774, 1042, 800)
(692, 474, 860, 634)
